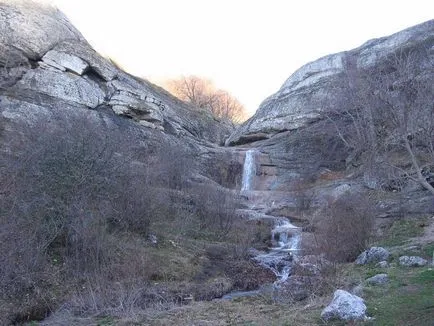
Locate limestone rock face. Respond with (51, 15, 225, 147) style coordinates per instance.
(0, 1, 84, 65)
(321, 289, 367, 322)
(226, 20, 434, 146)
(15, 68, 105, 108)
(42, 50, 89, 75)
(0, 1, 232, 144)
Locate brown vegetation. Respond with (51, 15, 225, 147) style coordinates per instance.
(162, 75, 247, 123)
(0, 114, 269, 324)
(330, 49, 434, 194)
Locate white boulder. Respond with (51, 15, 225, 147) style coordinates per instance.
(321, 289, 367, 322)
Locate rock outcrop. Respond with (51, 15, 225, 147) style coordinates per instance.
(226, 20, 434, 146)
(226, 20, 434, 224)
(0, 1, 233, 146)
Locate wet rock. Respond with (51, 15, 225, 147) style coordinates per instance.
(366, 273, 389, 285)
(399, 256, 428, 267)
(321, 289, 367, 322)
(355, 247, 390, 265)
(292, 255, 332, 276)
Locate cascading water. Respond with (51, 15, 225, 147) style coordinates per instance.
(254, 218, 301, 285)
(223, 148, 301, 300)
(240, 148, 301, 285)
(241, 149, 257, 191)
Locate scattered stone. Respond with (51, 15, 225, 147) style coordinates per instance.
(375, 261, 389, 268)
(321, 289, 367, 322)
(398, 256, 428, 267)
(366, 273, 389, 285)
(355, 247, 390, 265)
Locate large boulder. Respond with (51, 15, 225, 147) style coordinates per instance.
(321, 289, 367, 322)
(399, 256, 428, 267)
(355, 247, 390, 265)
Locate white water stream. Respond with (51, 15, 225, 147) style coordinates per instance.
(241, 149, 301, 285)
(223, 150, 301, 300)
(255, 219, 301, 285)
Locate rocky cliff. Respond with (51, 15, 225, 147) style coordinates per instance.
(0, 1, 234, 148)
(226, 20, 434, 220)
(227, 20, 434, 146)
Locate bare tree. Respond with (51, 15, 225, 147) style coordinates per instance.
(331, 50, 434, 194)
(163, 75, 246, 123)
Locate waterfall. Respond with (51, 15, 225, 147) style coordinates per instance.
(241, 149, 257, 191)
(254, 218, 302, 285)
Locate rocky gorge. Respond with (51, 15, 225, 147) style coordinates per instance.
(1, 1, 434, 325)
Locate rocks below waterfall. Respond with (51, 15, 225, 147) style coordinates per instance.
(321, 290, 367, 322)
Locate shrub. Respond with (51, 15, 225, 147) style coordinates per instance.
(313, 193, 375, 262)
(191, 185, 239, 239)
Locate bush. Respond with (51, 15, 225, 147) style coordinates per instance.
(0, 114, 195, 321)
(313, 193, 375, 262)
(191, 185, 239, 239)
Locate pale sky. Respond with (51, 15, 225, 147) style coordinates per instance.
(46, 0, 433, 115)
